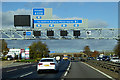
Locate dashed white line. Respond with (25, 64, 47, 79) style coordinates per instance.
(7, 69, 17, 72)
(63, 62, 71, 77)
(20, 72, 33, 77)
(67, 67, 69, 71)
(64, 71, 68, 76)
(82, 62, 115, 80)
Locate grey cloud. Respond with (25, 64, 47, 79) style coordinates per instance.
(88, 20, 108, 28)
(2, 9, 32, 28)
(6, 39, 117, 53)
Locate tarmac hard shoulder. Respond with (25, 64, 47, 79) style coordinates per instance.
(1, 60, 32, 68)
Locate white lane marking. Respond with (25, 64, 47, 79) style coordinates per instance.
(63, 62, 71, 77)
(64, 71, 68, 76)
(6, 69, 17, 72)
(61, 79, 64, 80)
(22, 66, 30, 69)
(82, 62, 115, 80)
(20, 72, 33, 77)
(67, 67, 69, 71)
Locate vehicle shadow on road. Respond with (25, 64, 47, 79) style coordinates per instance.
(38, 70, 58, 74)
(70, 60, 79, 62)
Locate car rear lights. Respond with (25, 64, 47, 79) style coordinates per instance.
(50, 63, 55, 65)
(38, 63, 42, 66)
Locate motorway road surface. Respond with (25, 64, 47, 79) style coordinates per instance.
(64, 61, 113, 80)
(2, 60, 114, 80)
(2, 60, 70, 80)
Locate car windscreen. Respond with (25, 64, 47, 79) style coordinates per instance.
(40, 59, 53, 62)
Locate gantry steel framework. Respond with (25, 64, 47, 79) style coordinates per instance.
(0, 28, 119, 40)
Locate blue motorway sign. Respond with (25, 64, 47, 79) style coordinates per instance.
(33, 9, 44, 15)
(34, 20, 82, 24)
(74, 24, 79, 27)
(36, 16, 42, 19)
(36, 24, 42, 27)
(49, 24, 54, 27)
(25, 48, 29, 51)
(61, 24, 67, 27)
(50, 51, 55, 53)
(26, 32, 31, 36)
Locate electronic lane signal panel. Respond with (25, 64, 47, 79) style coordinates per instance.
(32, 8, 88, 30)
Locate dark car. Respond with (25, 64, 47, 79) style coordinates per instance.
(96, 57, 102, 61)
(87, 57, 95, 60)
(7, 55, 13, 60)
(102, 56, 110, 61)
(71, 57, 75, 60)
(78, 57, 86, 62)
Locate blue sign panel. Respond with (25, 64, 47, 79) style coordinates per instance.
(34, 20, 82, 24)
(25, 48, 29, 51)
(36, 24, 42, 27)
(61, 24, 67, 27)
(33, 9, 44, 15)
(50, 51, 55, 53)
(74, 24, 79, 27)
(26, 32, 31, 35)
(36, 16, 42, 19)
(49, 24, 54, 27)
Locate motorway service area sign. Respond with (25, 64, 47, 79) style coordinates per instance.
(32, 8, 88, 30)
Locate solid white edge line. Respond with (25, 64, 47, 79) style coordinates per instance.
(82, 62, 115, 80)
(20, 72, 33, 77)
(6, 69, 17, 72)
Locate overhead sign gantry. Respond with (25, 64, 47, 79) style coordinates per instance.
(0, 8, 119, 40)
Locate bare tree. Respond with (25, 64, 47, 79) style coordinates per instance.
(114, 39, 120, 57)
(83, 46, 91, 57)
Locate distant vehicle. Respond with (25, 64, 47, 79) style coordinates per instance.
(63, 54, 68, 60)
(63, 56, 68, 60)
(78, 57, 82, 60)
(102, 56, 110, 61)
(37, 58, 59, 73)
(55, 56, 60, 61)
(7, 49, 21, 58)
(78, 57, 86, 62)
(71, 57, 75, 60)
(87, 57, 95, 60)
(96, 57, 102, 61)
(7, 55, 13, 60)
(110, 57, 120, 63)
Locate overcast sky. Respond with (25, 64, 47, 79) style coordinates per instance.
(1, 1, 119, 53)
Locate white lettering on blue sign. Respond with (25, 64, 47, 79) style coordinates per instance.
(33, 9, 44, 15)
(36, 24, 42, 27)
(74, 24, 79, 27)
(61, 24, 67, 27)
(36, 16, 42, 19)
(49, 24, 54, 27)
(34, 20, 82, 24)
